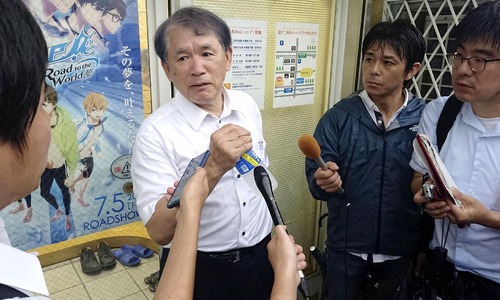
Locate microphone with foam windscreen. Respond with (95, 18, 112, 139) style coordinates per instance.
(253, 166, 310, 300)
(298, 134, 344, 194)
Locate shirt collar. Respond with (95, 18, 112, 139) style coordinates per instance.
(360, 89, 409, 127)
(175, 88, 245, 130)
(462, 102, 500, 135)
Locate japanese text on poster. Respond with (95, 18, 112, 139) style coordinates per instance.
(0, 0, 143, 251)
(274, 22, 319, 108)
(225, 19, 268, 110)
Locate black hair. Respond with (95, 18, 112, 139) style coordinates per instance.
(154, 6, 231, 64)
(77, 0, 109, 12)
(104, 0, 127, 19)
(362, 19, 425, 86)
(0, 0, 48, 153)
(451, 1, 500, 50)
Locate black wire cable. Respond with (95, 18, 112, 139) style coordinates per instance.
(344, 202, 350, 300)
(441, 219, 452, 248)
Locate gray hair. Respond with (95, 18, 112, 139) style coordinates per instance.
(154, 6, 232, 64)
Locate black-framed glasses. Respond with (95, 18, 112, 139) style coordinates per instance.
(447, 52, 500, 73)
(107, 12, 123, 23)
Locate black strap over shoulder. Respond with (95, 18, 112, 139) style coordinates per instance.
(436, 95, 463, 151)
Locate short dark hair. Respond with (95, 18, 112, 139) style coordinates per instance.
(362, 19, 426, 86)
(104, 0, 127, 19)
(452, 1, 500, 51)
(78, 0, 108, 12)
(154, 6, 231, 64)
(0, 0, 48, 153)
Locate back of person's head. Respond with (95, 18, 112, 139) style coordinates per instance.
(45, 85, 59, 106)
(0, 0, 48, 153)
(362, 19, 426, 72)
(452, 1, 500, 50)
(154, 6, 232, 64)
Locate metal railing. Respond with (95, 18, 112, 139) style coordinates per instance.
(382, 0, 489, 100)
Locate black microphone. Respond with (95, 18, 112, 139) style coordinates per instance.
(253, 166, 310, 300)
(254, 166, 284, 226)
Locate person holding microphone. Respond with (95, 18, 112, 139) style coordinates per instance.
(305, 19, 427, 299)
(153, 167, 306, 300)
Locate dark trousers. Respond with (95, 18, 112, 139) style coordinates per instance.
(159, 236, 274, 300)
(449, 270, 500, 300)
(40, 165, 71, 216)
(327, 249, 410, 300)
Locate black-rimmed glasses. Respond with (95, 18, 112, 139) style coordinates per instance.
(447, 52, 500, 73)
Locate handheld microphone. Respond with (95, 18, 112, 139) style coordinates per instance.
(254, 166, 284, 226)
(253, 166, 310, 300)
(298, 134, 345, 194)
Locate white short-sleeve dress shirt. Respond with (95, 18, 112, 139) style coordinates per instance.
(132, 89, 272, 252)
(0, 217, 50, 299)
(410, 96, 500, 284)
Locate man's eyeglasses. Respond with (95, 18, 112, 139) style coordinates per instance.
(107, 12, 123, 23)
(447, 52, 500, 73)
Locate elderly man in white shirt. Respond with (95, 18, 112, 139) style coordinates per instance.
(131, 7, 274, 300)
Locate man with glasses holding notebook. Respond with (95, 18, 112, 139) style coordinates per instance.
(410, 1, 500, 299)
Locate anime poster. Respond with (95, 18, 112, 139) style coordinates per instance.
(0, 0, 143, 251)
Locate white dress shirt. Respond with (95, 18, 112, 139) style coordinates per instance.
(132, 89, 272, 252)
(0, 217, 49, 299)
(360, 89, 409, 130)
(410, 96, 500, 284)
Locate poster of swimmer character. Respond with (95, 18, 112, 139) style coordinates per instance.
(0, 0, 144, 250)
